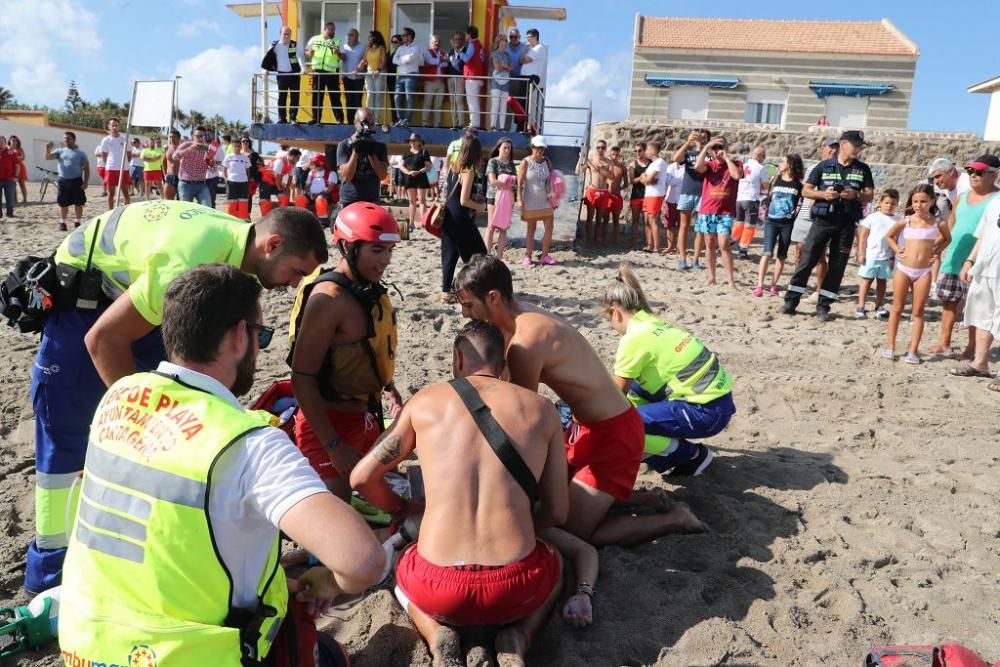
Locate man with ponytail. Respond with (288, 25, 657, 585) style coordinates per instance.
(454, 255, 705, 546)
(602, 264, 735, 476)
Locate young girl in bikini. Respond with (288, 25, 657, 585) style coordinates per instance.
(883, 184, 951, 363)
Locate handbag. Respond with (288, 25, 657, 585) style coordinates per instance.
(421, 173, 462, 238)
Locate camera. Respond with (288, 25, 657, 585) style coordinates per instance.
(353, 121, 377, 155)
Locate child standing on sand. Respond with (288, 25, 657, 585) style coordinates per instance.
(856, 189, 900, 320)
(883, 184, 951, 363)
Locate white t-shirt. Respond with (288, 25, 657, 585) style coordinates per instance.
(94, 145, 104, 168)
(156, 362, 327, 609)
(736, 158, 768, 202)
(308, 168, 338, 195)
(392, 42, 424, 75)
(950, 172, 972, 204)
(643, 158, 669, 198)
(272, 40, 296, 73)
(860, 211, 898, 261)
(665, 162, 686, 204)
(222, 153, 252, 182)
(296, 150, 313, 169)
(129, 147, 144, 169)
(205, 145, 225, 179)
(100, 134, 128, 170)
(972, 197, 1000, 278)
(521, 43, 548, 87)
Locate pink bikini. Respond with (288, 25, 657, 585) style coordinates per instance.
(897, 218, 938, 281)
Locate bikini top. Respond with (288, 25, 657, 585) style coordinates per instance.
(902, 217, 939, 241)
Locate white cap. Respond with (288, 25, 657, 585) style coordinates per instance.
(927, 157, 956, 177)
(530, 135, 548, 149)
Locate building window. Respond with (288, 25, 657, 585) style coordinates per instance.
(744, 90, 786, 127)
(667, 87, 709, 121)
(824, 96, 868, 128)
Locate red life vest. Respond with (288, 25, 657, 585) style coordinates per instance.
(260, 157, 293, 186)
(463, 39, 486, 77)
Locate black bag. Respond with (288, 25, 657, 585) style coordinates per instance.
(0, 255, 59, 333)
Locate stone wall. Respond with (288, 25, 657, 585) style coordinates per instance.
(592, 120, 1000, 192)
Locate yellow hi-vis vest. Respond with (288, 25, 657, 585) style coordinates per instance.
(58, 371, 287, 667)
(309, 35, 341, 72)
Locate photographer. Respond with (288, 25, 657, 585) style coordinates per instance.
(783, 130, 874, 320)
(337, 107, 388, 205)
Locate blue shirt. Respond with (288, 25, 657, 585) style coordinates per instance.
(53, 147, 88, 179)
(505, 42, 526, 76)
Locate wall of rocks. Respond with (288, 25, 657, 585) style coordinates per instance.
(592, 120, 1000, 193)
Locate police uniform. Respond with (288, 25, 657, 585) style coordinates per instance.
(26, 200, 254, 594)
(307, 33, 343, 124)
(784, 155, 874, 312)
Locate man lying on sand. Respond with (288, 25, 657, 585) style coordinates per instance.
(453, 255, 706, 546)
(351, 320, 567, 666)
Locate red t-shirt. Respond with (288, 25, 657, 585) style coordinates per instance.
(699, 159, 742, 215)
(0, 148, 17, 181)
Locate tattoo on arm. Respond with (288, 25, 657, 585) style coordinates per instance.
(373, 433, 402, 464)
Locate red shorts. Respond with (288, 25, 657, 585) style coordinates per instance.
(564, 407, 644, 501)
(103, 169, 131, 187)
(585, 187, 610, 210)
(293, 407, 380, 480)
(144, 170, 163, 183)
(97, 166, 106, 179)
(662, 201, 680, 229)
(395, 540, 561, 626)
(607, 193, 624, 213)
(643, 196, 665, 215)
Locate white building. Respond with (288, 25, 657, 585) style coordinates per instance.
(0, 111, 106, 185)
(967, 75, 1000, 141)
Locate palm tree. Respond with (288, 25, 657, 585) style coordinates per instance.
(226, 119, 248, 137)
(186, 109, 207, 132)
(0, 87, 15, 110)
(208, 114, 226, 137)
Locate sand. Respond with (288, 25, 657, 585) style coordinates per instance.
(2, 183, 1000, 666)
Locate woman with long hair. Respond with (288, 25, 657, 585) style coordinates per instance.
(485, 136, 516, 260)
(517, 135, 556, 265)
(753, 154, 805, 296)
(9, 135, 27, 204)
(364, 31, 388, 131)
(401, 133, 431, 233)
(440, 134, 487, 302)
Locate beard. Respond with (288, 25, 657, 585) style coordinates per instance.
(230, 342, 257, 397)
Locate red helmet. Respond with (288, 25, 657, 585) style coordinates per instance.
(333, 202, 401, 245)
(310, 154, 326, 167)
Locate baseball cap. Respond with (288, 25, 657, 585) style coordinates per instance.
(531, 135, 548, 149)
(408, 132, 423, 143)
(965, 154, 1000, 172)
(927, 157, 956, 177)
(821, 137, 839, 148)
(838, 130, 868, 147)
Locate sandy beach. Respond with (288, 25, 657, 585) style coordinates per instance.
(2, 185, 999, 666)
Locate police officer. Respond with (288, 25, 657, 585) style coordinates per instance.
(782, 130, 875, 321)
(25, 200, 328, 594)
(306, 21, 344, 124)
(58, 264, 384, 665)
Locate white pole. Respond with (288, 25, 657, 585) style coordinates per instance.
(116, 81, 138, 209)
(261, 0, 270, 123)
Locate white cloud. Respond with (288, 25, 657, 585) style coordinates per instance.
(0, 0, 100, 106)
(177, 19, 222, 38)
(546, 55, 630, 124)
(173, 45, 260, 120)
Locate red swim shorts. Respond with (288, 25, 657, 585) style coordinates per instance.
(293, 407, 380, 480)
(103, 169, 131, 187)
(97, 166, 106, 179)
(643, 196, 665, 215)
(395, 540, 561, 626)
(144, 170, 163, 183)
(585, 186, 610, 210)
(608, 193, 624, 213)
(564, 407, 644, 501)
(662, 201, 679, 229)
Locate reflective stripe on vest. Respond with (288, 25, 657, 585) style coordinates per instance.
(310, 35, 341, 71)
(34, 471, 82, 549)
(59, 371, 287, 665)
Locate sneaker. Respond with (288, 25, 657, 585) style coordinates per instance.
(816, 308, 832, 322)
(781, 302, 797, 315)
(904, 352, 921, 365)
(752, 286, 764, 298)
(58, 222, 68, 231)
(668, 443, 715, 477)
(690, 262, 704, 271)
(676, 261, 690, 272)
(854, 306, 867, 319)
(737, 248, 750, 260)
(874, 307, 889, 321)
(882, 349, 895, 360)
(520, 256, 534, 266)
(768, 285, 779, 297)
(540, 254, 557, 266)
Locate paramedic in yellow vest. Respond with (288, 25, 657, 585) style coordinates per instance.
(602, 264, 735, 478)
(59, 264, 384, 667)
(306, 21, 344, 124)
(290, 202, 403, 501)
(25, 200, 328, 596)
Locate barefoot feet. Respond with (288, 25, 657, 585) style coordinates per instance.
(495, 627, 528, 667)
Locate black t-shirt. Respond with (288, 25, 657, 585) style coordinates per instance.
(402, 149, 430, 172)
(806, 157, 874, 223)
(336, 138, 388, 204)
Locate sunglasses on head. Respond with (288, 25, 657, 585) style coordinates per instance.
(246, 321, 274, 349)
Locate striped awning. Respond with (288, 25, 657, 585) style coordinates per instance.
(809, 81, 894, 98)
(644, 75, 739, 89)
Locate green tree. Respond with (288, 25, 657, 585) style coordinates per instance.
(0, 87, 15, 110)
(65, 81, 84, 112)
(186, 109, 207, 132)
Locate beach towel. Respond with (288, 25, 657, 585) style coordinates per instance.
(491, 174, 515, 230)
(549, 169, 565, 208)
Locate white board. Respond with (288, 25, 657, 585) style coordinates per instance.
(130, 81, 175, 127)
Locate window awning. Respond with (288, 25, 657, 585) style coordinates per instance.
(644, 75, 739, 89)
(809, 81, 894, 98)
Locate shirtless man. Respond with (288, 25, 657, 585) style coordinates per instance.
(453, 254, 706, 546)
(580, 141, 611, 245)
(163, 129, 181, 200)
(351, 320, 568, 667)
(605, 145, 627, 245)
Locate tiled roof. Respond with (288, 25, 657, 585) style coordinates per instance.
(637, 17, 918, 57)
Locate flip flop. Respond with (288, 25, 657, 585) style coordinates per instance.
(950, 365, 991, 378)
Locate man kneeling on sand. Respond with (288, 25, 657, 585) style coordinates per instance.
(351, 320, 568, 666)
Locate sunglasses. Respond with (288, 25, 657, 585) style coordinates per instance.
(966, 167, 997, 176)
(596, 146, 606, 150)
(246, 321, 274, 349)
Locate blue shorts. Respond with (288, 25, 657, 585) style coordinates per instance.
(129, 166, 144, 183)
(859, 258, 892, 280)
(695, 213, 734, 236)
(677, 193, 701, 212)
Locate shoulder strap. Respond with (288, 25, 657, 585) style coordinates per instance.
(448, 378, 538, 505)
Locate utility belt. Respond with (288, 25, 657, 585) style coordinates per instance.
(225, 598, 279, 666)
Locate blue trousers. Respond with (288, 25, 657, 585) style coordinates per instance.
(633, 386, 735, 468)
(26, 306, 165, 593)
(178, 180, 211, 206)
(394, 75, 417, 122)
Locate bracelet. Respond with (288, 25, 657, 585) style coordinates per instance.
(964, 259, 974, 264)
(576, 582, 595, 599)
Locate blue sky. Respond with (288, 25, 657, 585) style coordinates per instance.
(2, 0, 996, 135)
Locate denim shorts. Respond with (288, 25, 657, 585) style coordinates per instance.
(677, 193, 701, 212)
(763, 218, 794, 259)
(858, 258, 892, 280)
(694, 213, 734, 236)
